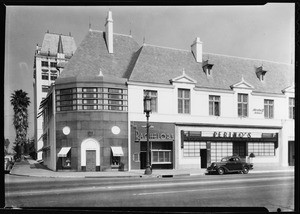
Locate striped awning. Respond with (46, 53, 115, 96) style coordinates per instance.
(111, 146, 124, 156)
(57, 147, 71, 157)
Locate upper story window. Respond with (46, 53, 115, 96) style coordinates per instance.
(209, 95, 220, 116)
(50, 62, 57, 68)
(264, 99, 274, 119)
(178, 89, 190, 114)
(144, 90, 157, 113)
(41, 61, 48, 67)
(50, 74, 57, 81)
(42, 73, 48, 80)
(289, 98, 295, 119)
(238, 93, 248, 117)
(42, 85, 49, 93)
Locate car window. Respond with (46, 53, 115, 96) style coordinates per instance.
(221, 158, 228, 162)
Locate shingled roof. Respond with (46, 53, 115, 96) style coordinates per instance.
(59, 30, 140, 79)
(40, 33, 77, 58)
(128, 44, 294, 94)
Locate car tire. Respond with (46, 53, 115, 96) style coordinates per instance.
(217, 167, 225, 175)
(242, 167, 249, 174)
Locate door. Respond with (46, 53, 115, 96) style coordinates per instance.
(140, 151, 146, 169)
(233, 142, 246, 158)
(288, 141, 295, 166)
(200, 149, 207, 168)
(86, 150, 96, 171)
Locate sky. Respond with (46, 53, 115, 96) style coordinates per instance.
(4, 4, 295, 147)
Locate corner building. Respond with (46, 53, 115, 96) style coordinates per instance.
(40, 11, 294, 172)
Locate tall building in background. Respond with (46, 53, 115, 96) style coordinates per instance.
(33, 31, 76, 160)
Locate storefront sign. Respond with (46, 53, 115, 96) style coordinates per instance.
(135, 130, 174, 141)
(253, 108, 264, 114)
(213, 131, 251, 138)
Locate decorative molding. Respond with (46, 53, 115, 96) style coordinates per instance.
(170, 68, 197, 84)
(230, 77, 254, 90)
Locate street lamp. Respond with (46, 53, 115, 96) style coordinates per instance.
(144, 93, 152, 175)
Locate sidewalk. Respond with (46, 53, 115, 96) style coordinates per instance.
(9, 157, 294, 179)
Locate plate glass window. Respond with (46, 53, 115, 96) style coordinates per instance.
(144, 90, 157, 113)
(178, 89, 190, 114)
(264, 99, 274, 119)
(289, 98, 295, 119)
(238, 94, 248, 117)
(209, 95, 220, 116)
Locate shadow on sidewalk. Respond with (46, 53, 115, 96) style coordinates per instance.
(30, 163, 51, 170)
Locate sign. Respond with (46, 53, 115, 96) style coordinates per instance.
(253, 108, 264, 114)
(213, 131, 251, 138)
(135, 130, 174, 141)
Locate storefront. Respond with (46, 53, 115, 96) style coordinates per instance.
(176, 125, 280, 169)
(131, 122, 175, 170)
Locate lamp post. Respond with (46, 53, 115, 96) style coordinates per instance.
(144, 93, 152, 175)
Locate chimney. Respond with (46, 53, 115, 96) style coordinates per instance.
(105, 10, 113, 54)
(191, 37, 203, 63)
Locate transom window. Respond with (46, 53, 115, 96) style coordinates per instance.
(144, 90, 157, 113)
(289, 98, 295, 119)
(209, 95, 220, 116)
(264, 99, 274, 119)
(178, 89, 190, 114)
(238, 93, 248, 117)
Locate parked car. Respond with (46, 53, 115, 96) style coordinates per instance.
(206, 155, 253, 175)
(4, 155, 14, 173)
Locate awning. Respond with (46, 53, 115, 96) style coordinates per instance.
(111, 146, 124, 156)
(57, 147, 71, 157)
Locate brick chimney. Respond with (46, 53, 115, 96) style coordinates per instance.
(105, 10, 113, 54)
(191, 37, 203, 63)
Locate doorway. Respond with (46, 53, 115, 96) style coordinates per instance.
(200, 149, 207, 168)
(288, 141, 294, 166)
(140, 151, 146, 169)
(233, 142, 246, 158)
(86, 150, 96, 171)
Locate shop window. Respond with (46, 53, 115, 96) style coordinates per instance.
(264, 99, 274, 119)
(178, 89, 190, 114)
(210, 142, 233, 163)
(238, 93, 248, 117)
(151, 150, 171, 164)
(209, 95, 220, 116)
(144, 90, 158, 113)
(183, 142, 206, 157)
(111, 156, 120, 166)
(289, 98, 295, 119)
(248, 142, 275, 156)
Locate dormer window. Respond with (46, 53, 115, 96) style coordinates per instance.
(256, 66, 267, 81)
(202, 60, 214, 76)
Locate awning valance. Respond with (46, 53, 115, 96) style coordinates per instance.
(57, 147, 71, 157)
(111, 146, 124, 156)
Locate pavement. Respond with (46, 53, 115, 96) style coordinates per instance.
(9, 157, 294, 179)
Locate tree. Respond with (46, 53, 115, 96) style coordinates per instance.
(4, 138, 10, 155)
(10, 89, 30, 160)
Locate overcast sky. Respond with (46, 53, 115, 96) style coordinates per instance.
(4, 4, 295, 145)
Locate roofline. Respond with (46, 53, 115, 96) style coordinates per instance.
(89, 29, 132, 38)
(45, 32, 74, 38)
(143, 43, 190, 53)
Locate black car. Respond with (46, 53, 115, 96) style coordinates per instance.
(207, 155, 253, 175)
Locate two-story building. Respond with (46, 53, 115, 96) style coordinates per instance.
(39, 11, 294, 172)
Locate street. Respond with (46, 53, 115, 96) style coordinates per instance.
(5, 172, 294, 212)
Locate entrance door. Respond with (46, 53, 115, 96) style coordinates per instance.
(288, 141, 295, 166)
(233, 142, 246, 158)
(86, 150, 96, 171)
(200, 149, 207, 168)
(140, 151, 146, 169)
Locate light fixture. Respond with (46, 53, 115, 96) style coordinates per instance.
(62, 126, 70, 135)
(111, 126, 121, 135)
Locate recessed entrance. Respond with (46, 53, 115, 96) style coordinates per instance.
(233, 142, 246, 158)
(200, 149, 207, 168)
(86, 150, 96, 171)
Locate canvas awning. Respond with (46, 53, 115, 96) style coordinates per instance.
(111, 146, 124, 156)
(57, 147, 71, 157)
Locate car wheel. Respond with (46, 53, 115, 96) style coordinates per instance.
(242, 167, 249, 174)
(217, 167, 225, 175)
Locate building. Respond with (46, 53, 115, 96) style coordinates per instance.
(33, 32, 76, 160)
(40, 11, 294, 172)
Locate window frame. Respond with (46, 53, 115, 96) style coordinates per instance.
(264, 99, 274, 119)
(209, 95, 221, 116)
(237, 93, 248, 117)
(178, 88, 190, 114)
(289, 97, 295, 119)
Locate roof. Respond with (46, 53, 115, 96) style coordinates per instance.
(59, 30, 140, 79)
(40, 33, 77, 58)
(128, 44, 294, 94)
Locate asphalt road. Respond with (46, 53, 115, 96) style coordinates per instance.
(5, 172, 294, 212)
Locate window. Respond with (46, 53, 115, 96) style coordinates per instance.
(248, 142, 275, 156)
(50, 74, 57, 81)
(210, 142, 233, 163)
(209, 95, 220, 116)
(144, 90, 157, 112)
(289, 98, 295, 119)
(178, 89, 190, 114)
(151, 150, 171, 163)
(41, 61, 48, 67)
(50, 62, 57, 68)
(264, 99, 274, 119)
(42, 73, 48, 80)
(133, 153, 140, 162)
(183, 142, 206, 157)
(42, 85, 49, 93)
(238, 94, 248, 117)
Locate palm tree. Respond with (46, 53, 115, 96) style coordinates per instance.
(10, 89, 30, 160)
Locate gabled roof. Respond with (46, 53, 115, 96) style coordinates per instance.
(59, 30, 140, 79)
(128, 44, 294, 94)
(230, 77, 254, 90)
(170, 69, 197, 84)
(40, 33, 77, 58)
